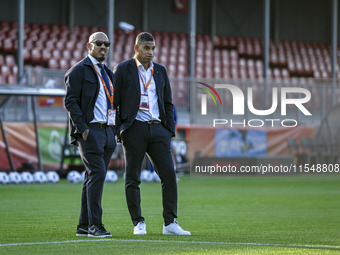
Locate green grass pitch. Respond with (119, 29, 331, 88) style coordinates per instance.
(0, 175, 340, 254)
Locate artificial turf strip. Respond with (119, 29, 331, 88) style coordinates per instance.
(0, 176, 339, 254)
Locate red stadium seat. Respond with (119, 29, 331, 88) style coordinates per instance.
(0, 23, 335, 79)
(59, 59, 69, 70)
(7, 28, 17, 38)
(3, 38, 16, 53)
(23, 48, 31, 61)
(281, 68, 290, 78)
(213, 65, 222, 78)
(48, 59, 59, 69)
(204, 67, 213, 78)
(62, 50, 72, 61)
(12, 65, 18, 76)
(273, 68, 281, 79)
(50, 24, 60, 33)
(55, 40, 67, 49)
(230, 67, 239, 79)
(159, 55, 168, 67)
(7, 74, 18, 84)
(222, 67, 230, 78)
(213, 35, 221, 48)
(30, 48, 42, 63)
(60, 25, 69, 33)
(0, 21, 10, 29)
(73, 50, 84, 61)
(41, 48, 52, 62)
(0, 75, 6, 84)
(195, 65, 204, 78)
(5, 55, 16, 67)
(44, 38, 57, 49)
(51, 49, 62, 60)
(228, 37, 237, 49)
(169, 55, 177, 65)
(177, 65, 185, 77)
(1, 66, 10, 78)
(69, 59, 78, 67)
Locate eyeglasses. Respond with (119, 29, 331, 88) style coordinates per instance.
(90, 40, 111, 47)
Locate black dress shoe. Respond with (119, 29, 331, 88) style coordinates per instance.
(88, 224, 112, 238)
(76, 224, 89, 237)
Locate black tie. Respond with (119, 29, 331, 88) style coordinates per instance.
(98, 63, 112, 109)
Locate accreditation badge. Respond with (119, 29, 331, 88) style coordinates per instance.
(140, 94, 150, 110)
(107, 109, 116, 126)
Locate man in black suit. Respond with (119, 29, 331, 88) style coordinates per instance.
(64, 32, 116, 238)
(113, 32, 190, 235)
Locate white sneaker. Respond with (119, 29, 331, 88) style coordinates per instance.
(133, 221, 147, 235)
(163, 220, 191, 235)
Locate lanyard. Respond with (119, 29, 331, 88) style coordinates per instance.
(92, 63, 114, 108)
(134, 57, 154, 92)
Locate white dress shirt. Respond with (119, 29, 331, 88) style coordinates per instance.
(88, 55, 108, 124)
(135, 58, 160, 122)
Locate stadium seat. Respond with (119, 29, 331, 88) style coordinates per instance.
(178, 64, 187, 77)
(230, 67, 239, 79)
(62, 50, 72, 61)
(195, 65, 204, 78)
(55, 40, 66, 49)
(51, 49, 62, 60)
(221, 67, 230, 78)
(159, 54, 168, 67)
(48, 58, 59, 69)
(30, 48, 42, 63)
(7, 74, 18, 84)
(1, 65, 10, 78)
(0, 75, 6, 84)
(168, 64, 176, 77)
(228, 36, 237, 49)
(72, 50, 84, 61)
(45, 38, 57, 49)
(281, 68, 290, 78)
(213, 65, 222, 78)
(3, 38, 16, 53)
(59, 59, 69, 70)
(5, 55, 16, 67)
(0, 54, 4, 65)
(50, 24, 60, 33)
(41, 48, 52, 62)
(69, 59, 78, 68)
(1, 22, 337, 81)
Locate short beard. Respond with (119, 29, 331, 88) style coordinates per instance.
(97, 56, 105, 62)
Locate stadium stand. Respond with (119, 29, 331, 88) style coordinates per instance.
(1, 21, 339, 114)
(1, 21, 340, 85)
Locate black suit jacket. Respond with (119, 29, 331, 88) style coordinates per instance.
(113, 58, 175, 140)
(64, 56, 115, 145)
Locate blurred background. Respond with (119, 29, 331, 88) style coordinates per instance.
(0, 0, 339, 177)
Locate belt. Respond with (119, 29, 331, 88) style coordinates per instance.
(88, 122, 108, 128)
(146, 120, 161, 124)
(137, 120, 161, 125)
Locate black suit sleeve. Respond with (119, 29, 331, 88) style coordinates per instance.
(112, 64, 123, 140)
(64, 66, 88, 134)
(162, 68, 175, 136)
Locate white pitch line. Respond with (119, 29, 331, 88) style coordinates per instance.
(0, 239, 339, 250)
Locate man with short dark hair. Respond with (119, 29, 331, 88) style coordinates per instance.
(113, 32, 190, 235)
(65, 32, 116, 238)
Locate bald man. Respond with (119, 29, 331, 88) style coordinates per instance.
(65, 32, 116, 237)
